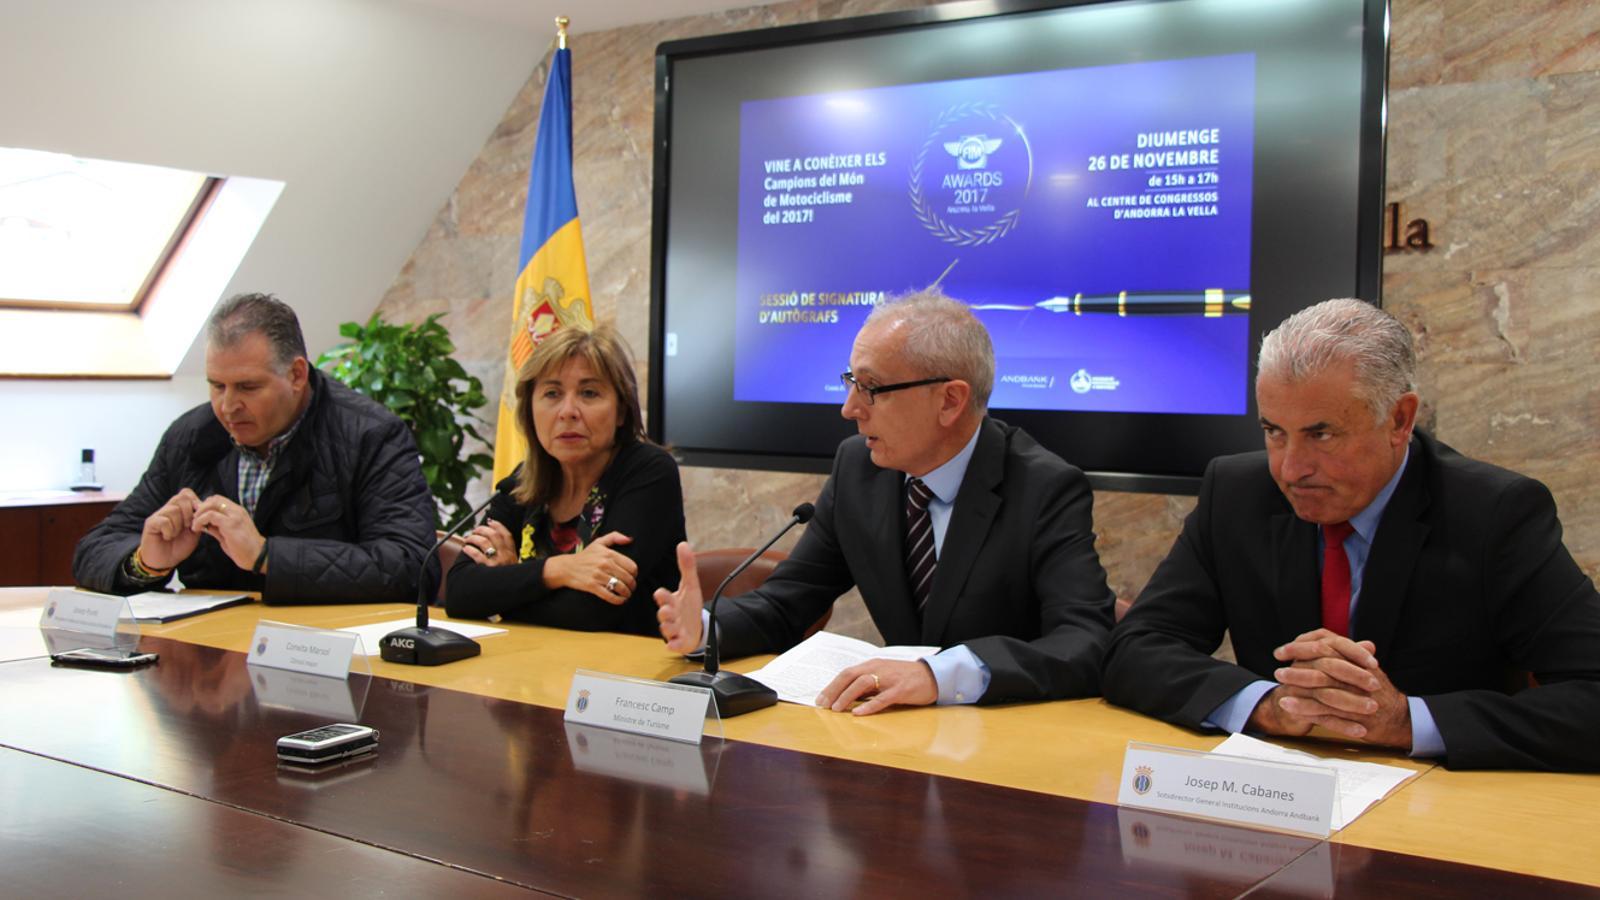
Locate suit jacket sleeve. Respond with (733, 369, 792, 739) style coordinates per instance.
(261, 416, 435, 604)
(715, 457, 857, 658)
(1102, 458, 1263, 727)
(1423, 476, 1600, 771)
(71, 421, 185, 594)
(963, 464, 1114, 704)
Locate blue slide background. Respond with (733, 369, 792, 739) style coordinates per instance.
(733, 53, 1256, 415)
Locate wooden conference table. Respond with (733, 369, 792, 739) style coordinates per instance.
(1, 587, 1596, 897)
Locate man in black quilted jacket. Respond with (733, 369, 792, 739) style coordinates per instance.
(72, 293, 436, 605)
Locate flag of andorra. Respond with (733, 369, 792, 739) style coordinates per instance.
(493, 27, 593, 482)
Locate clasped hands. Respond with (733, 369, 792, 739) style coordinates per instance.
(1249, 627, 1412, 749)
(653, 541, 936, 715)
(462, 522, 638, 605)
(140, 488, 266, 573)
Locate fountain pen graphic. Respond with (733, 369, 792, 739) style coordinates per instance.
(971, 289, 1251, 317)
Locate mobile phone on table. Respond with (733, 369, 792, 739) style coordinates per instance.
(276, 723, 380, 765)
(50, 647, 159, 669)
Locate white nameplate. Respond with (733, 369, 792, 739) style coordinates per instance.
(1117, 742, 1338, 838)
(40, 589, 128, 638)
(563, 670, 714, 745)
(246, 621, 359, 680)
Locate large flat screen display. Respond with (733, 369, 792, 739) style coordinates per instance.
(650, 0, 1387, 491)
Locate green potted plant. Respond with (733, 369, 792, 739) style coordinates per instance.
(317, 313, 494, 529)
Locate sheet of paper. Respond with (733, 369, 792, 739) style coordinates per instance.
(338, 617, 507, 656)
(1212, 732, 1420, 830)
(126, 591, 250, 623)
(744, 631, 939, 705)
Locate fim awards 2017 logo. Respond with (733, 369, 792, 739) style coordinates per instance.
(948, 135, 1003, 169)
(256, 638, 268, 657)
(576, 688, 591, 713)
(910, 101, 1034, 247)
(1132, 765, 1154, 795)
(45, 601, 57, 619)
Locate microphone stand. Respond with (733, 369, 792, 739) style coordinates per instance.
(380, 492, 500, 666)
(670, 504, 813, 717)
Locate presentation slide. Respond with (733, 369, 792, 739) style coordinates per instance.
(732, 52, 1255, 415)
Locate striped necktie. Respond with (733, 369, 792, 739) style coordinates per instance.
(905, 477, 937, 614)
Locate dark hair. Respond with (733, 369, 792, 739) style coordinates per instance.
(207, 293, 308, 372)
(512, 324, 649, 506)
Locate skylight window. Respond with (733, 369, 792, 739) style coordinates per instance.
(0, 147, 215, 311)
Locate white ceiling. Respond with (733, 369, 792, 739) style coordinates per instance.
(393, 0, 789, 36)
(0, 0, 794, 492)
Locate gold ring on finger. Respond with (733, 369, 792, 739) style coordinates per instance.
(871, 673, 881, 692)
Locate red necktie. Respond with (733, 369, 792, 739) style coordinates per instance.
(1320, 521, 1356, 636)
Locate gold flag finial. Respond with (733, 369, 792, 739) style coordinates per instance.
(556, 16, 569, 49)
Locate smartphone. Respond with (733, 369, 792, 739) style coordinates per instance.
(50, 647, 160, 669)
(276, 723, 380, 765)
(277, 750, 379, 782)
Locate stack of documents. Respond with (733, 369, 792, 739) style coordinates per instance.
(1212, 732, 1420, 829)
(745, 631, 939, 705)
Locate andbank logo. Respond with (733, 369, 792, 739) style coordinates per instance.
(999, 373, 1055, 390)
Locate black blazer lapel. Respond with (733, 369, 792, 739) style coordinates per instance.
(853, 461, 921, 645)
(1271, 510, 1321, 639)
(1352, 438, 1430, 652)
(921, 421, 1002, 645)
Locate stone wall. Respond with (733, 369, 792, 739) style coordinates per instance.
(376, 0, 1600, 643)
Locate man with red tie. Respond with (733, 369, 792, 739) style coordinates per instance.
(1104, 298, 1600, 771)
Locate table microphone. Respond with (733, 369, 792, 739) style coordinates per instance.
(670, 502, 814, 717)
(380, 491, 502, 666)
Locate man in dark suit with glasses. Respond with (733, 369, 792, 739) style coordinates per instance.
(656, 288, 1115, 714)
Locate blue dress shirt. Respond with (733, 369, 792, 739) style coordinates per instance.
(909, 425, 989, 705)
(696, 426, 991, 704)
(1204, 449, 1445, 756)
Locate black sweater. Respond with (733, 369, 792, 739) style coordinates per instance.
(443, 440, 686, 635)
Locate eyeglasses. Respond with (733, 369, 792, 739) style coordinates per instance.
(840, 371, 951, 405)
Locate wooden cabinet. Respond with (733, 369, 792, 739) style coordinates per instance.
(0, 491, 125, 587)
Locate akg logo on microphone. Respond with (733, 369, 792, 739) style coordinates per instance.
(390, 637, 416, 650)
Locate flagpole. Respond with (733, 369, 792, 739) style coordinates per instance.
(492, 13, 593, 482)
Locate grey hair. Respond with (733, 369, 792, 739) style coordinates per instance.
(1256, 298, 1416, 422)
(207, 293, 308, 372)
(864, 286, 994, 412)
